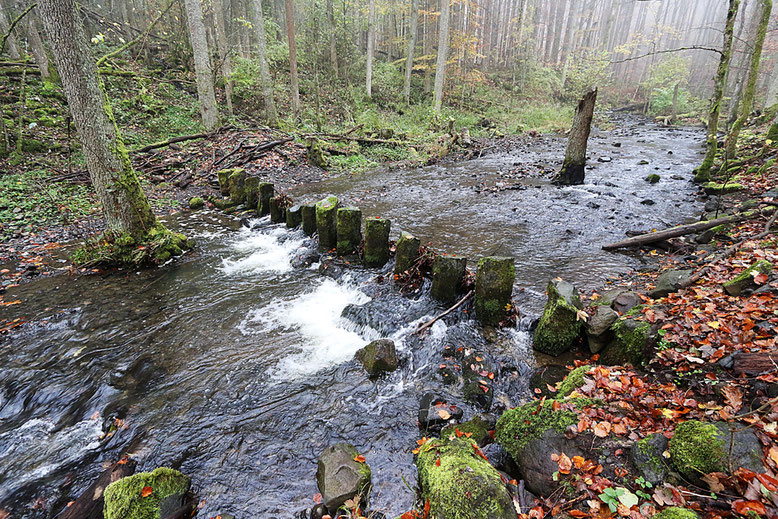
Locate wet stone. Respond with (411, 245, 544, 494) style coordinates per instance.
(355, 339, 398, 376)
(418, 392, 463, 431)
(228, 169, 247, 204)
(431, 255, 467, 304)
(286, 205, 303, 228)
(394, 232, 420, 275)
(217, 169, 231, 196)
(612, 291, 641, 314)
(630, 433, 668, 485)
(245, 177, 260, 209)
(364, 217, 391, 268)
(258, 182, 275, 215)
(336, 207, 362, 256)
(316, 196, 339, 251)
(269, 197, 286, 223)
(650, 269, 692, 299)
(301, 203, 317, 236)
(474, 256, 515, 327)
(316, 443, 372, 512)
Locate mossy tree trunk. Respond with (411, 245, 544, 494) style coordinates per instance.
(725, 0, 772, 160)
(553, 88, 597, 186)
(251, 0, 278, 124)
(37, 0, 159, 240)
(696, 0, 740, 182)
(183, 0, 220, 131)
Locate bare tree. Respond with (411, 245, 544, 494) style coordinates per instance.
(251, 0, 279, 123)
(404, 0, 420, 103)
(433, 0, 450, 112)
(183, 0, 220, 131)
(366, 0, 376, 97)
(285, 0, 300, 114)
(213, 0, 234, 116)
(554, 89, 598, 186)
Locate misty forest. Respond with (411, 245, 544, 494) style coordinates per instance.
(1, 0, 778, 518)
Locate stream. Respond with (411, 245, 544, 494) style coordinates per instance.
(0, 115, 705, 518)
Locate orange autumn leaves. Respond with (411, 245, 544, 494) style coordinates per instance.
(141, 486, 153, 498)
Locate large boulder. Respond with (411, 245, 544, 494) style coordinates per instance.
(600, 311, 654, 366)
(650, 269, 692, 299)
(416, 435, 516, 519)
(103, 468, 190, 519)
(316, 443, 372, 512)
(585, 306, 618, 353)
(630, 433, 668, 485)
(723, 260, 772, 296)
(354, 339, 398, 376)
(533, 279, 584, 356)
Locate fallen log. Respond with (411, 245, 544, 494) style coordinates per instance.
(731, 352, 778, 376)
(0, 66, 135, 77)
(60, 459, 137, 519)
(132, 132, 209, 154)
(304, 133, 408, 147)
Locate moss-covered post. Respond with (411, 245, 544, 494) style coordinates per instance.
(270, 196, 286, 223)
(258, 182, 274, 215)
(316, 196, 339, 251)
(337, 207, 362, 256)
(364, 217, 391, 267)
(696, 0, 740, 182)
(301, 203, 317, 235)
(475, 256, 515, 327)
(553, 88, 597, 186)
(218, 169, 231, 196)
(245, 176, 259, 209)
(228, 168, 247, 204)
(394, 232, 420, 275)
(431, 255, 467, 304)
(533, 279, 584, 356)
(286, 204, 303, 228)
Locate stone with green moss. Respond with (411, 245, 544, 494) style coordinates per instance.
(103, 467, 190, 519)
(217, 169, 232, 196)
(286, 204, 303, 228)
(723, 259, 772, 296)
(394, 232, 420, 275)
(474, 257, 515, 327)
(645, 174, 661, 184)
(364, 217, 391, 267)
(417, 435, 516, 519)
(431, 255, 467, 304)
(258, 182, 275, 215)
(703, 182, 744, 195)
(212, 197, 237, 211)
(631, 433, 668, 485)
(602, 314, 653, 366)
(316, 443, 371, 512)
(307, 138, 328, 168)
(301, 203, 317, 235)
(766, 122, 778, 142)
(557, 365, 591, 397)
(269, 196, 286, 223)
(654, 508, 698, 519)
(440, 414, 493, 447)
(228, 169, 246, 204)
(495, 399, 578, 457)
(316, 196, 339, 251)
(245, 177, 260, 209)
(188, 197, 204, 210)
(533, 279, 584, 356)
(668, 420, 725, 480)
(336, 207, 362, 256)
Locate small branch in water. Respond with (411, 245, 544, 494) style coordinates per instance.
(413, 290, 474, 335)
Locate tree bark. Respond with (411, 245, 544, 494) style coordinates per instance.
(183, 0, 220, 131)
(725, 0, 772, 159)
(25, 13, 51, 81)
(251, 0, 278, 124)
(404, 0, 419, 103)
(285, 0, 300, 114)
(37, 0, 160, 240)
(433, 0, 450, 112)
(554, 88, 597, 186)
(213, 0, 234, 116)
(0, 4, 21, 59)
(366, 0, 376, 97)
(326, 0, 338, 76)
(696, 0, 740, 182)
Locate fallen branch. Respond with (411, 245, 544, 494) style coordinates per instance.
(0, 66, 135, 77)
(609, 46, 722, 64)
(413, 290, 474, 335)
(304, 132, 408, 147)
(132, 132, 208, 154)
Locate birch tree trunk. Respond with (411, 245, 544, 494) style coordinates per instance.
(404, 0, 419, 103)
(183, 0, 220, 131)
(433, 0, 450, 112)
(251, 0, 278, 123)
(36, 0, 160, 240)
(285, 0, 300, 114)
(366, 0, 376, 97)
(725, 0, 772, 159)
(554, 89, 597, 186)
(213, 1, 234, 116)
(696, 0, 740, 183)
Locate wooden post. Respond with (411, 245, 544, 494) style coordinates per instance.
(553, 88, 597, 186)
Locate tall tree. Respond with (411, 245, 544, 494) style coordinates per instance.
(251, 0, 279, 123)
(36, 0, 179, 250)
(213, 0, 234, 116)
(725, 0, 772, 159)
(696, 0, 740, 183)
(285, 0, 300, 114)
(25, 13, 51, 82)
(404, 0, 420, 103)
(433, 0, 450, 112)
(0, 4, 21, 59)
(366, 0, 376, 97)
(326, 0, 338, 76)
(183, 0, 220, 131)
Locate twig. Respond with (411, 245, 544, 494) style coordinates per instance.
(96, 0, 179, 67)
(131, 132, 208, 154)
(609, 46, 722, 64)
(413, 291, 474, 335)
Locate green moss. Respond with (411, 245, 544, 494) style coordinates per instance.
(645, 174, 661, 184)
(557, 365, 591, 397)
(103, 467, 190, 519)
(636, 436, 665, 475)
(723, 260, 772, 294)
(70, 225, 192, 267)
(474, 256, 515, 327)
(441, 415, 492, 447)
(609, 316, 652, 366)
(668, 420, 725, 479)
(702, 182, 745, 195)
(654, 508, 699, 519)
(188, 197, 204, 209)
(417, 436, 514, 519)
(533, 280, 584, 356)
(495, 399, 578, 459)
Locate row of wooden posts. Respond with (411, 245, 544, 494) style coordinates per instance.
(218, 168, 516, 327)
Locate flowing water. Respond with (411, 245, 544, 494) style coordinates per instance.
(0, 116, 705, 518)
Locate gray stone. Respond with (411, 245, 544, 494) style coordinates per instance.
(612, 291, 641, 314)
(355, 339, 398, 376)
(245, 177, 260, 209)
(474, 257, 515, 327)
(286, 205, 303, 228)
(316, 196, 339, 251)
(301, 203, 317, 236)
(714, 422, 765, 474)
(316, 443, 371, 512)
(630, 433, 668, 485)
(650, 269, 692, 299)
(514, 428, 585, 497)
(431, 255, 467, 304)
(585, 306, 619, 354)
(364, 217, 391, 268)
(418, 392, 464, 430)
(336, 207, 362, 256)
(258, 182, 275, 215)
(269, 197, 285, 223)
(394, 232, 420, 275)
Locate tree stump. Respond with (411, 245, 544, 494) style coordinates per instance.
(553, 88, 597, 186)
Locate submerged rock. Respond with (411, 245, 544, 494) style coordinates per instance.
(355, 339, 398, 376)
(316, 443, 372, 512)
(103, 467, 190, 519)
(533, 279, 583, 356)
(650, 269, 692, 299)
(474, 257, 515, 327)
(723, 260, 772, 296)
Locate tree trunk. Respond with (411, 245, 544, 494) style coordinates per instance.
(696, 0, 740, 182)
(251, 0, 278, 123)
(285, 0, 300, 114)
(366, 0, 376, 97)
(671, 83, 679, 124)
(0, 5, 21, 59)
(326, 0, 338, 76)
(37, 0, 159, 240)
(433, 0, 450, 112)
(554, 88, 597, 186)
(183, 0, 220, 131)
(404, 0, 419, 103)
(25, 13, 51, 81)
(213, 0, 234, 116)
(725, 0, 772, 159)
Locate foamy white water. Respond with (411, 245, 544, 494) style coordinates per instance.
(221, 225, 306, 275)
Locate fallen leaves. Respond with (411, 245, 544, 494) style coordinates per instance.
(353, 455, 366, 463)
(141, 486, 153, 498)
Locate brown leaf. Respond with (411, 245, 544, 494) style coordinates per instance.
(721, 385, 744, 409)
(353, 455, 366, 463)
(141, 486, 153, 498)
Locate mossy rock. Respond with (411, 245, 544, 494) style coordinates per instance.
(354, 339, 397, 376)
(188, 197, 204, 210)
(336, 207, 362, 256)
(557, 365, 591, 397)
(316, 443, 372, 512)
(103, 467, 190, 519)
(601, 312, 653, 366)
(766, 122, 778, 142)
(702, 182, 744, 195)
(631, 433, 668, 485)
(723, 260, 772, 296)
(417, 435, 516, 519)
(440, 414, 494, 447)
(645, 174, 661, 184)
(654, 508, 698, 519)
(533, 279, 584, 356)
(668, 420, 725, 480)
(495, 399, 578, 457)
(21, 138, 49, 153)
(316, 196, 339, 251)
(430, 255, 467, 304)
(474, 257, 515, 327)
